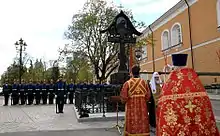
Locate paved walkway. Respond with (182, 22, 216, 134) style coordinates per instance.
(0, 96, 218, 135)
(0, 104, 121, 133)
(0, 129, 123, 136)
(0, 96, 156, 135)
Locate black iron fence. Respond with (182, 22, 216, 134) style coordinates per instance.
(74, 85, 125, 117)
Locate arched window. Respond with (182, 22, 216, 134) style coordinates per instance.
(161, 30, 170, 50)
(171, 23, 182, 46)
(217, 0, 220, 27)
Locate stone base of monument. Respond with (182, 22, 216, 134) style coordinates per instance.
(73, 106, 125, 123)
(110, 71, 129, 84)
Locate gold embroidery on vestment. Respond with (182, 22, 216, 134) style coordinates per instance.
(158, 92, 207, 103)
(194, 115, 201, 124)
(130, 95, 145, 98)
(205, 107, 211, 119)
(164, 104, 178, 126)
(185, 87, 191, 93)
(187, 71, 193, 80)
(162, 131, 170, 136)
(183, 115, 191, 124)
(204, 129, 210, 135)
(176, 72, 183, 80)
(194, 107, 201, 113)
(171, 86, 178, 94)
(185, 100, 196, 113)
(177, 131, 185, 136)
(128, 79, 146, 97)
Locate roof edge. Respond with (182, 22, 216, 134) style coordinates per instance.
(141, 0, 197, 37)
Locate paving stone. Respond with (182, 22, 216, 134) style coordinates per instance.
(0, 98, 121, 133)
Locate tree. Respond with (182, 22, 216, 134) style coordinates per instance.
(51, 60, 60, 82)
(0, 62, 27, 84)
(136, 33, 157, 70)
(32, 59, 44, 81)
(63, 50, 93, 83)
(44, 67, 53, 81)
(0, 56, 55, 84)
(64, 0, 145, 83)
(78, 65, 93, 83)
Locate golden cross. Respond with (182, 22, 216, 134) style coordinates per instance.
(118, 4, 124, 10)
(184, 100, 196, 113)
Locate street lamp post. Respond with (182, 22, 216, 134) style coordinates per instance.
(15, 38, 27, 84)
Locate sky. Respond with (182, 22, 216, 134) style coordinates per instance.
(0, 0, 179, 76)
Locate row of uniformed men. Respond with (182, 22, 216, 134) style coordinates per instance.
(2, 78, 112, 113)
(2, 79, 76, 106)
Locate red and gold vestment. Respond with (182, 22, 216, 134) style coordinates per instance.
(121, 78, 151, 136)
(156, 68, 219, 136)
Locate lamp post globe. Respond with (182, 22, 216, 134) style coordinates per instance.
(135, 49, 142, 59)
(135, 47, 143, 66)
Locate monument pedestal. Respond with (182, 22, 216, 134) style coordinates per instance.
(110, 71, 129, 84)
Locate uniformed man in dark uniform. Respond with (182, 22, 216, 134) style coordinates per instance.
(35, 80, 41, 105)
(24, 80, 28, 104)
(11, 79, 19, 105)
(19, 79, 26, 105)
(3, 80, 11, 106)
(55, 76, 66, 113)
(32, 81, 36, 104)
(63, 79, 67, 104)
(67, 79, 74, 104)
(42, 79, 48, 104)
(48, 79, 55, 104)
(27, 79, 34, 105)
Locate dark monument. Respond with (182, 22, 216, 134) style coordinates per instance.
(100, 10, 142, 84)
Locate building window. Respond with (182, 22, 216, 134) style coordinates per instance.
(161, 30, 170, 50)
(171, 23, 183, 46)
(217, 0, 220, 28)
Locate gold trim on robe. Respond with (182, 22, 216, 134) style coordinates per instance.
(121, 78, 151, 136)
(156, 68, 219, 136)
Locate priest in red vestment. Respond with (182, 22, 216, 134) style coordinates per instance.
(120, 65, 151, 136)
(156, 54, 219, 136)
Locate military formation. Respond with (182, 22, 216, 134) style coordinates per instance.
(2, 76, 111, 114)
(2, 76, 77, 113)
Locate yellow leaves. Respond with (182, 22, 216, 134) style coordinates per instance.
(136, 38, 146, 47)
(136, 33, 156, 48)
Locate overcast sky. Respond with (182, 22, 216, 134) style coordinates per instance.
(0, 0, 179, 76)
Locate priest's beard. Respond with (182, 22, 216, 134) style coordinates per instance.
(155, 80, 161, 84)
